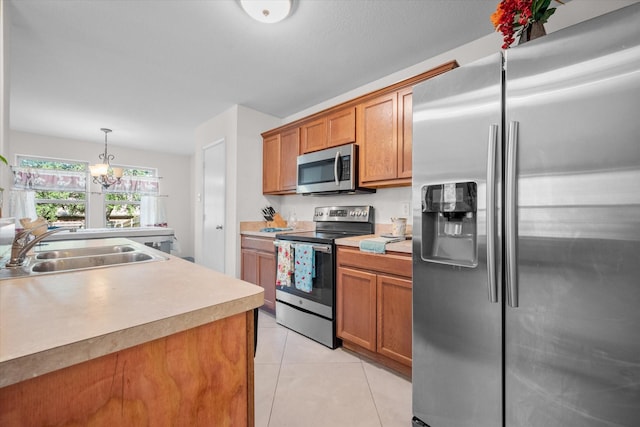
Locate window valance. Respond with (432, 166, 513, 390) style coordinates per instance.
(106, 176, 160, 195)
(12, 167, 87, 192)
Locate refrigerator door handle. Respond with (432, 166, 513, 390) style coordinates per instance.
(506, 121, 519, 308)
(486, 124, 499, 303)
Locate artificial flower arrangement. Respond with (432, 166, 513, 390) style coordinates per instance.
(491, 0, 564, 49)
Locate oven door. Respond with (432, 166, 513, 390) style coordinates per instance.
(274, 240, 335, 319)
(296, 144, 355, 194)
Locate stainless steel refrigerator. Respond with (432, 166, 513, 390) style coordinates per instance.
(411, 4, 640, 427)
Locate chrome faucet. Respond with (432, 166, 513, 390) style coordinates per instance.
(6, 227, 77, 267)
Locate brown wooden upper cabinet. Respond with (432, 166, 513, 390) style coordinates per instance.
(357, 89, 412, 188)
(262, 127, 300, 195)
(301, 117, 327, 153)
(301, 107, 356, 154)
(327, 107, 356, 148)
(397, 88, 413, 180)
(262, 134, 280, 194)
(262, 61, 458, 194)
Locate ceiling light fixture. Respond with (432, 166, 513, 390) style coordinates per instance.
(240, 0, 292, 24)
(89, 128, 123, 190)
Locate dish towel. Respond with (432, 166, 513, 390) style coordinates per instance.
(276, 242, 293, 287)
(294, 244, 315, 293)
(359, 236, 405, 254)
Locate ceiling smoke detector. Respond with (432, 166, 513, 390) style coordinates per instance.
(240, 0, 292, 24)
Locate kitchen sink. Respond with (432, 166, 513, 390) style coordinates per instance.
(31, 252, 156, 273)
(34, 245, 136, 260)
(0, 240, 168, 280)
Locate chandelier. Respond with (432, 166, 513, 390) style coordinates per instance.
(89, 128, 123, 190)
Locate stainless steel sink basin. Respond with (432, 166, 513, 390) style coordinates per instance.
(0, 240, 168, 280)
(31, 252, 155, 273)
(35, 245, 136, 260)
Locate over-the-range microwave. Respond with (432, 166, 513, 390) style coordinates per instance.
(296, 143, 375, 195)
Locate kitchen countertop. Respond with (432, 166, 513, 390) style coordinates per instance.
(335, 234, 413, 254)
(0, 238, 264, 388)
(240, 221, 314, 238)
(43, 226, 175, 241)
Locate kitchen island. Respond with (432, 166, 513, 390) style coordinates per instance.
(0, 238, 263, 426)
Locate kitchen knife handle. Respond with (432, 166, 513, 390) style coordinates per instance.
(486, 124, 499, 303)
(506, 121, 519, 308)
(334, 150, 340, 186)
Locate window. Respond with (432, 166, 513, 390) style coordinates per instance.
(13, 155, 161, 229)
(104, 166, 158, 228)
(14, 156, 88, 228)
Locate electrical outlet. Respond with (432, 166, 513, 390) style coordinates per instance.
(401, 202, 410, 217)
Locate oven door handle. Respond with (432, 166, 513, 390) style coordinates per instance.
(274, 241, 332, 254)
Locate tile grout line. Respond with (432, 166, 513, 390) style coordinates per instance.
(265, 327, 289, 427)
(360, 360, 385, 427)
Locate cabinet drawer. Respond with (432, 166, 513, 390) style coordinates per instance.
(241, 235, 275, 252)
(337, 247, 411, 278)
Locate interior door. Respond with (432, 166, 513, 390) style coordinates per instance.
(202, 139, 225, 273)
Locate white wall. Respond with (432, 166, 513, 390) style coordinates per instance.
(8, 130, 194, 257)
(1, 2, 10, 193)
(193, 105, 280, 277)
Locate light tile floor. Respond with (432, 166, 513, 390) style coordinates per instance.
(255, 310, 412, 427)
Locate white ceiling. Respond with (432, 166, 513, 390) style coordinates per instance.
(8, 0, 500, 155)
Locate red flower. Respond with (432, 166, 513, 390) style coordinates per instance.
(491, 0, 563, 49)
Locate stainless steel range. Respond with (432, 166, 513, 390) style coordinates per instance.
(274, 206, 374, 348)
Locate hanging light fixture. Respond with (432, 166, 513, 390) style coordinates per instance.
(89, 128, 123, 190)
(240, 0, 292, 24)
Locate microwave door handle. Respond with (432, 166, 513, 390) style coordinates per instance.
(334, 150, 340, 186)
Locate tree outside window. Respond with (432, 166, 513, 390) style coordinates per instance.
(16, 156, 88, 228)
(104, 167, 156, 228)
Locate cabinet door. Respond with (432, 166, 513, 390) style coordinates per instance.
(377, 274, 412, 366)
(327, 107, 356, 147)
(397, 88, 412, 180)
(280, 127, 300, 191)
(262, 134, 280, 194)
(301, 117, 327, 153)
(357, 92, 398, 185)
(337, 266, 377, 351)
(257, 251, 276, 312)
(241, 248, 258, 285)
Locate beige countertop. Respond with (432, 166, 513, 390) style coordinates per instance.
(240, 221, 314, 238)
(0, 238, 264, 388)
(335, 234, 413, 254)
(240, 220, 413, 254)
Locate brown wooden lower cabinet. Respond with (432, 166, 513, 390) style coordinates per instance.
(0, 311, 255, 427)
(337, 246, 412, 377)
(241, 235, 276, 313)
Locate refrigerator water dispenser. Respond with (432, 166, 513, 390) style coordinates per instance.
(421, 182, 477, 267)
